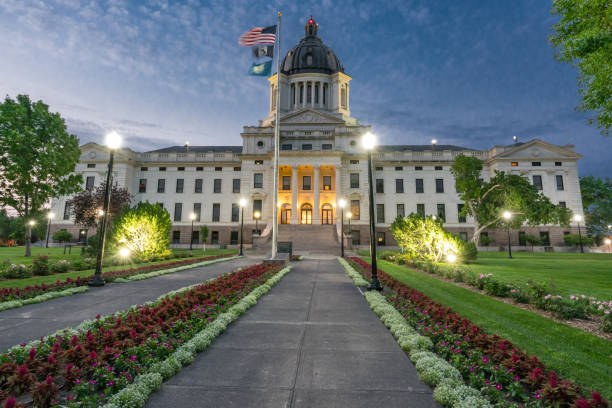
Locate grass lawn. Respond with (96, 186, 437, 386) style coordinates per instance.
(369, 259, 612, 400)
(0, 247, 238, 289)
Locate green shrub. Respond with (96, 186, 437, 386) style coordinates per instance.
(31, 255, 50, 276)
(50, 260, 71, 274)
(4, 263, 32, 279)
(483, 278, 511, 297)
(390, 214, 460, 263)
(52, 229, 72, 243)
(458, 240, 478, 263)
(563, 233, 594, 247)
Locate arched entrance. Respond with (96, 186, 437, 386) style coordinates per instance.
(321, 203, 334, 224)
(280, 203, 291, 224)
(300, 203, 312, 224)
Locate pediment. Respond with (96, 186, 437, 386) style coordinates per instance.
(495, 140, 580, 159)
(280, 109, 346, 125)
(80, 143, 108, 161)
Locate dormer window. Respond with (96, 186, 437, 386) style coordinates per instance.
(257, 140, 264, 148)
(306, 54, 313, 65)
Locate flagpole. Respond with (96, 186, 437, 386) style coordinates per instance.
(271, 11, 281, 259)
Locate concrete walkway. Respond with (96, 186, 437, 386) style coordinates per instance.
(0, 257, 258, 350)
(147, 258, 439, 408)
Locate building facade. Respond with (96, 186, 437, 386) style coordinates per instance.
(50, 18, 584, 249)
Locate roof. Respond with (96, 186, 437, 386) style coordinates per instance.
(376, 144, 472, 152)
(146, 146, 242, 153)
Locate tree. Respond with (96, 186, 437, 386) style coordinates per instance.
(200, 225, 209, 251)
(68, 182, 132, 230)
(451, 154, 571, 245)
(52, 229, 73, 243)
(0, 94, 82, 256)
(564, 233, 595, 247)
(523, 234, 541, 252)
(580, 176, 612, 235)
(390, 214, 461, 262)
(109, 202, 172, 260)
(550, 0, 612, 136)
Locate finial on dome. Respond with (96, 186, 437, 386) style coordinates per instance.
(305, 15, 318, 37)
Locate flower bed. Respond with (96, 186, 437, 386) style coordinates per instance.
(346, 257, 609, 408)
(385, 254, 612, 332)
(0, 255, 234, 304)
(0, 262, 286, 407)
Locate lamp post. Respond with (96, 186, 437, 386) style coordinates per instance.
(189, 212, 196, 251)
(363, 132, 382, 291)
(90, 131, 122, 287)
(254, 211, 261, 236)
(45, 212, 55, 248)
(347, 211, 352, 248)
(431, 139, 437, 151)
(503, 211, 512, 259)
(604, 238, 611, 254)
(239, 198, 247, 256)
(574, 214, 584, 253)
(338, 199, 346, 257)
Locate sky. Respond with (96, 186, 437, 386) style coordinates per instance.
(1, 0, 610, 178)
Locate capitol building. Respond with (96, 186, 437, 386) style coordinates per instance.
(50, 18, 584, 251)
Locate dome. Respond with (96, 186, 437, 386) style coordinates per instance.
(281, 17, 344, 75)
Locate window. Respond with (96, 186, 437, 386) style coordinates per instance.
(172, 231, 180, 244)
(351, 230, 360, 245)
(191, 230, 199, 245)
(415, 166, 423, 171)
(435, 166, 443, 171)
(350, 140, 356, 146)
(85, 176, 95, 191)
(532, 175, 543, 190)
(281, 144, 292, 151)
(511, 162, 519, 167)
(480, 232, 489, 244)
(323, 175, 332, 190)
(376, 204, 385, 223)
(253, 200, 262, 219)
(193, 203, 201, 221)
(351, 200, 360, 220)
(556, 175, 564, 191)
(395, 166, 403, 171)
(212, 203, 220, 222)
(302, 176, 311, 190)
(63, 202, 71, 220)
(195, 179, 203, 193)
(230, 231, 239, 245)
(395, 179, 404, 193)
(555, 161, 562, 167)
(377, 232, 386, 246)
(437, 203, 446, 221)
(518, 231, 527, 246)
(176, 179, 184, 193)
(282, 176, 291, 191)
(322, 143, 332, 150)
(159, 167, 166, 171)
(532, 162, 541, 167)
(215, 167, 222, 172)
(140, 167, 148, 171)
(254, 173, 263, 188)
(416, 204, 425, 218)
(350, 173, 359, 188)
(196, 167, 204, 171)
(302, 144, 312, 151)
(397, 204, 405, 218)
(213, 179, 222, 193)
(233, 167, 241, 171)
(254, 160, 264, 165)
(416, 178, 424, 193)
(457, 204, 466, 223)
(376, 179, 384, 193)
(435, 178, 444, 193)
(540, 231, 550, 246)
(257, 140, 264, 148)
(177, 167, 185, 171)
(157, 179, 165, 193)
(139, 179, 147, 193)
(349, 159, 359, 164)
(231, 203, 239, 222)
(87, 163, 96, 168)
(559, 201, 566, 208)
(375, 166, 383, 171)
(459, 232, 468, 241)
(231, 178, 240, 193)
(174, 203, 182, 221)
(211, 231, 219, 244)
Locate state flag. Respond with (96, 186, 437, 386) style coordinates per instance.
(248, 60, 272, 76)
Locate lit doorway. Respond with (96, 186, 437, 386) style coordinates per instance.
(300, 203, 312, 224)
(281, 203, 291, 224)
(321, 203, 333, 224)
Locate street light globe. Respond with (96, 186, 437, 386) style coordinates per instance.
(28, 220, 35, 226)
(119, 247, 130, 258)
(431, 139, 437, 145)
(573, 214, 582, 222)
(432, 215, 437, 220)
(362, 132, 376, 150)
(97, 209, 104, 216)
(189, 212, 196, 221)
(254, 211, 261, 219)
(47, 212, 55, 219)
(338, 199, 346, 208)
(503, 211, 512, 220)
(447, 254, 457, 263)
(347, 211, 352, 219)
(604, 238, 611, 245)
(608, 225, 612, 229)
(239, 198, 248, 207)
(105, 131, 122, 149)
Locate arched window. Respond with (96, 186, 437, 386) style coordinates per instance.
(321, 203, 333, 225)
(280, 203, 291, 224)
(341, 86, 347, 109)
(300, 203, 312, 225)
(307, 84, 312, 104)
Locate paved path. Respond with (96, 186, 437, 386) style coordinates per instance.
(147, 258, 439, 408)
(0, 257, 259, 350)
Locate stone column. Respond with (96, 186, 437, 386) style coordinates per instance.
(311, 81, 315, 108)
(291, 166, 298, 224)
(314, 165, 320, 224)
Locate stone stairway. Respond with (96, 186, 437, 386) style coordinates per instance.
(251, 224, 340, 255)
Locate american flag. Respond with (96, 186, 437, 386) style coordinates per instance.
(238, 25, 276, 46)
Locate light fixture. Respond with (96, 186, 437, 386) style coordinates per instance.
(97, 209, 104, 216)
(104, 131, 122, 150)
(573, 214, 582, 222)
(604, 238, 611, 245)
(254, 211, 261, 219)
(239, 198, 248, 207)
(189, 212, 197, 221)
(47, 212, 55, 219)
(447, 254, 457, 263)
(503, 211, 512, 220)
(513, 135, 518, 143)
(432, 215, 437, 221)
(431, 139, 437, 145)
(347, 211, 352, 219)
(28, 220, 35, 226)
(338, 199, 346, 208)
(362, 132, 376, 150)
